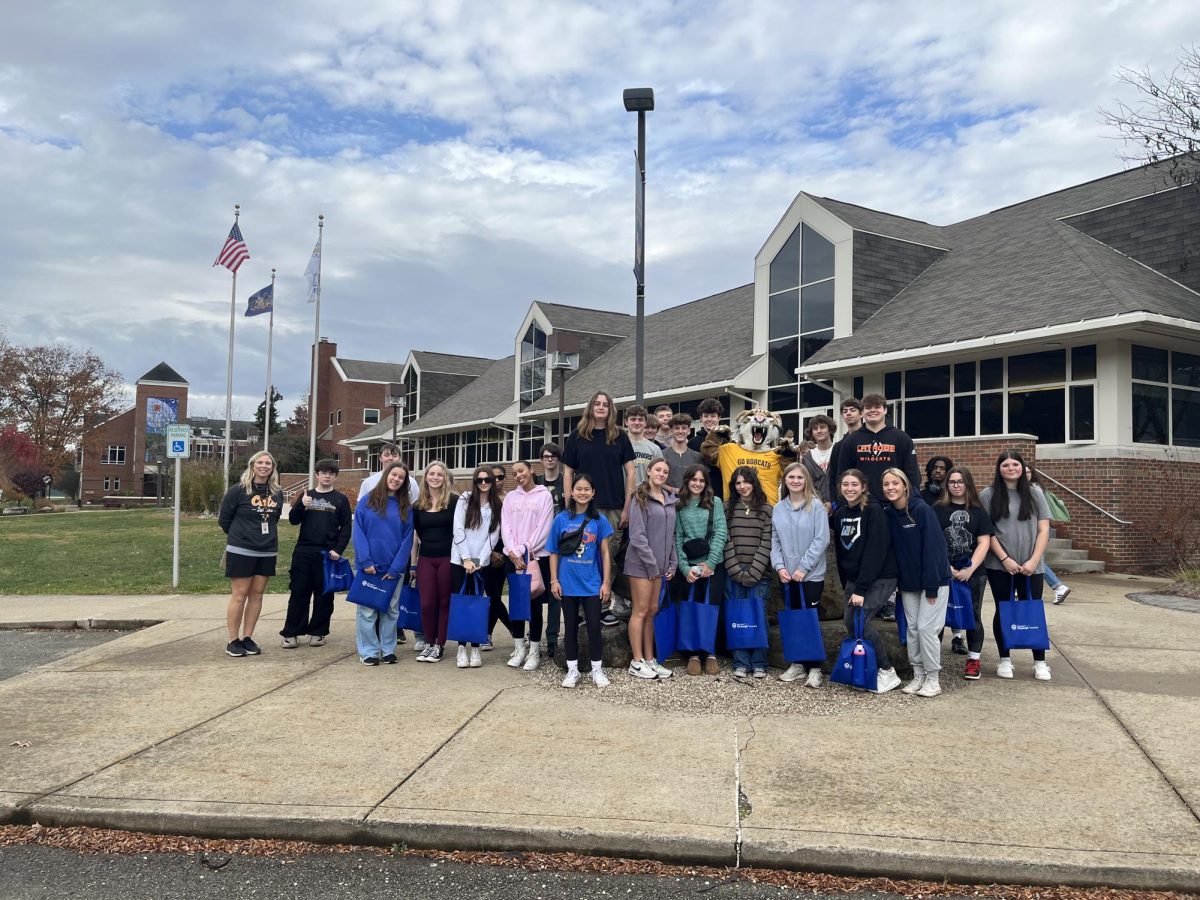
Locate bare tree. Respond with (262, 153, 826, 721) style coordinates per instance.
(1102, 47, 1200, 190)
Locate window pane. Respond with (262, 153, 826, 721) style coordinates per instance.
(1070, 385, 1094, 441)
(769, 227, 800, 293)
(768, 339, 798, 386)
(980, 358, 1002, 390)
(800, 382, 833, 408)
(799, 330, 833, 363)
(905, 365, 951, 398)
(801, 224, 835, 284)
(768, 385, 797, 412)
(954, 362, 975, 394)
(884, 371, 901, 399)
(1132, 345, 1168, 383)
(980, 392, 1003, 434)
(1071, 345, 1096, 381)
(1008, 387, 1065, 444)
(904, 398, 950, 439)
(778, 412, 800, 444)
(1132, 383, 1169, 444)
(769, 289, 799, 340)
(800, 280, 834, 333)
(852, 376, 864, 399)
(1173, 389, 1200, 446)
(1008, 350, 1065, 388)
(954, 395, 976, 436)
(1173, 351, 1200, 389)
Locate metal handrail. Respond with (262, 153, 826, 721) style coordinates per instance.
(283, 479, 309, 502)
(1035, 470, 1132, 525)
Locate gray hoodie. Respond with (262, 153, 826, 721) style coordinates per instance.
(770, 497, 829, 581)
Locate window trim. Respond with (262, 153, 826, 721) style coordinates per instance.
(363, 408, 380, 425)
(102, 445, 126, 465)
(1131, 343, 1200, 447)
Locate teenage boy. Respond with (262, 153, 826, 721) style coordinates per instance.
(535, 443, 565, 657)
(625, 405, 663, 483)
(800, 414, 837, 512)
(281, 459, 352, 648)
(688, 398, 725, 498)
(662, 413, 703, 490)
(828, 398, 862, 507)
(836, 394, 921, 502)
(653, 405, 674, 447)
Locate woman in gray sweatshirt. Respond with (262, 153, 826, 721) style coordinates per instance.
(624, 457, 678, 681)
(771, 462, 830, 687)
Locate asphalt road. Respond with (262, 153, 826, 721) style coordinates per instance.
(0, 846, 905, 900)
(0, 629, 129, 682)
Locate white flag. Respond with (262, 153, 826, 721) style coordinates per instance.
(304, 241, 321, 303)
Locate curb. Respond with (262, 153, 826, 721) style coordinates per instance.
(0, 619, 162, 632)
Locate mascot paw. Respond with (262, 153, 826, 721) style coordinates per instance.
(712, 424, 732, 438)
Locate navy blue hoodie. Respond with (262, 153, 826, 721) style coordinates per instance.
(883, 494, 950, 597)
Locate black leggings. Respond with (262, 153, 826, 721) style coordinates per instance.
(985, 569, 1046, 661)
(963, 575, 986, 654)
(562, 595, 603, 662)
(508, 559, 544, 643)
(483, 562, 513, 639)
(783, 580, 825, 667)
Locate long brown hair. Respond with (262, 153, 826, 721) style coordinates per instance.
(368, 463, 411, 518)
(633, 458, 672, 511)
(575, 390, 621, 444)
(464, 466, 502, 532)
(936, 465, 983, 510)
(838, 468, 869, 511)
(725, 466, 769, 516)
(679, 463, 714, 510)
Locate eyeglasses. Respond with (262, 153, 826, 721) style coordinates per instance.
(475, 476, 494, 485)
(540, 454, 557, 460)
(947, 479, 966, 486)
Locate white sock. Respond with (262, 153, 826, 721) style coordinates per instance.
(968, 652, 981, 660)
(566, 660, 579, 672)
(591, 660, 603, 671)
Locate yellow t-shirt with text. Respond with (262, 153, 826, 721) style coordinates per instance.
(716, 443, 785, 506)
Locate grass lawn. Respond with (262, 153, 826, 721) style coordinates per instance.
(0, 508, 304, 594)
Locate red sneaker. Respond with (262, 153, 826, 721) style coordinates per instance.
(964, 659, 981, 680)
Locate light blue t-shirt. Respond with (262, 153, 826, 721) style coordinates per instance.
(547, 510, 614, 597)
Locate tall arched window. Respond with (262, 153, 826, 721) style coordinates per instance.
(520, 323, 547, 407)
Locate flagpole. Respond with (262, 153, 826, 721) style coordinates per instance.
(263, 267, 276, 453)
(223, 203, 240, 493)
(307, 214, 324, 489)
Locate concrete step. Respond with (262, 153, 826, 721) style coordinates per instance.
(1046, 548, 1089, 561)
(1049, 559, 1106, 574)
(1046, 537, 1074, 550)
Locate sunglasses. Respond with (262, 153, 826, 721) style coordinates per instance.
(475, 476, 494, 484)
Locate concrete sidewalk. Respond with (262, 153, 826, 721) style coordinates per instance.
(1, 574, 1198, 890)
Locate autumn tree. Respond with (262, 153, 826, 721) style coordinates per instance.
(285, 393, 310, 435)
(0, 342, 124, 473)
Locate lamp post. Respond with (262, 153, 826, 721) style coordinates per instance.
(386, 383, 406, 457)
(623, 87, 654, 405)
(547, 333, 580, 445)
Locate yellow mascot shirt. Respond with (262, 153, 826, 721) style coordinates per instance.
(716, 443, 784, 506)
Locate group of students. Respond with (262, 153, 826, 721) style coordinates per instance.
(216, 390, 1066, 695)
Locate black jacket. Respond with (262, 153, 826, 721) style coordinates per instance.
(288, 488, 352, 556)
(219, 482, 283, 553)
(833, 501, 896, 592)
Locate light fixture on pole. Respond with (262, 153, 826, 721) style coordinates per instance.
(547, 333, 580, 445)
(386, 383, 406, 453)
(623, 87, 654, 405)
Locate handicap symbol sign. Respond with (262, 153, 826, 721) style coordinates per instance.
(171, 440, 185, 453)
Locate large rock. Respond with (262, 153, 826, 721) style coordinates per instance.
(551, 624, 634, 672)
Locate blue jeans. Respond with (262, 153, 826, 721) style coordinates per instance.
(356, 580, 401, 659)
(1043, 564, 1062, 590)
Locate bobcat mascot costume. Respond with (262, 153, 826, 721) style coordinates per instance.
(700, 408, 796, 505)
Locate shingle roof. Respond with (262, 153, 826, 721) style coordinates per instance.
(534, 302, 635, 336)
(804, 164, 1199, 367)
(335, 358, 407, 383)
(808, 196, 949, 248)
(410, 351, 494, 376)
(524, 284, 757, 414)
(395, 355, 517, 435)
(138, 362, 188, 384)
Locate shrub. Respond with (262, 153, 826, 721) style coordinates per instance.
(180, 461, 227, 514)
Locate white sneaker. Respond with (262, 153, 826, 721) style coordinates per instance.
(874, 668, 901, 693)
(562, 668, 581, 689)
(456, 645, 469, 668)
(507, 638, 529, 668)
(916, 676, 942, 698)
(779, 663, 806, 683)
(732, 666, 748, 679)
(591, 665, 611, 688)
(646, 658, 672, 678)
(416, 645, 434, 662)
(413, 639, 427, 653)
(480, 640, 494, 652)
(522, 643, 541, 671)
(628, 660, 657, 680)
(469, 647, 482, 668)
(281, 636, 299, 649)
(902, 673, 926, 694)
(308, 635, 326, 647)
(1054, 584, 1071, 604)
(996, 658, 1014, 679)
(1033, 661, 1052, 681)
(804, 668, 823, 689)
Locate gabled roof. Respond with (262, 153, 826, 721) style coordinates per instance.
(524, 284, 757, 414)
(396, 355, 517, 435)
(137, 362, 188, 384)
(334, 358, 407, 383)
(533, 302, 635, 336)
(410, 351, 494, 376)
(808, 196, 949, 248)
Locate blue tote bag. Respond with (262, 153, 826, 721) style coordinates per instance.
(346, 568, 396, 613)
(778, 583, 825, 663)
(446, 573, 489, 644)
(724, 581, 768, 650)
(676, 581, 720, 655)
(998, 579, 1050, 651)
(895, 595, 907, 645)
(945, 579, 975, 631)
(322, 556, 353, 593)
(506, 550, 533, 622)
(831, 608, 878, 691)
(397, 567, 423, 633)
(654, 581, 678, 662)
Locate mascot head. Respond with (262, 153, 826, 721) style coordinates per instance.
(735, 408, 782, 451)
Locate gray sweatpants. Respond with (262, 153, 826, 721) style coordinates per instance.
(843, 578, 898, 670)
(901, 586, 949, 675)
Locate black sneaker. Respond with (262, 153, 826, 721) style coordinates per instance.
(240, 636, 261, 655)
(600, 610, 620, 627)
(396, 630, 407, 644)
(361, 656, 380, 666)
(381, 653, 398, 664)
(951, 636, 968, 655)
(880, 602, 897, 622)
(226, 640, 247, 657)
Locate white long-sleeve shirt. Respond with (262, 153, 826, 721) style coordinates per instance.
(450, 492, 501, 566)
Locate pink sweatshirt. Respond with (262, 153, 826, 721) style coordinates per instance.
(501, 483, 555, 560)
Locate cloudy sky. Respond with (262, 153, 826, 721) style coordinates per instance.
(1, 0, 1196, 420)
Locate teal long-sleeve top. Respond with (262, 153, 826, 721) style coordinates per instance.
(674, 496, 728, 575)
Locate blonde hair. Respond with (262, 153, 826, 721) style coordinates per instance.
(239, 451, 280, 495)
(881, 467, 914, 522)
(575, 391, 621, 444)
(782, 461, 819, 510)
(417, 460, 455, 511)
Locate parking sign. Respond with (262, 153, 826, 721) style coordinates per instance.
(166, 424, 191, 459)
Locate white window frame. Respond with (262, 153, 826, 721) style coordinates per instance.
(103, 445, 126, 465)
(363, 408, 380, 425)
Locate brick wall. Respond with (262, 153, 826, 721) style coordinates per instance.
(81, 409, 137, 501)
(912, 435, 1039, 487)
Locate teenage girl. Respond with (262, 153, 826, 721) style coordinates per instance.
(673, 463, 728, 676)
(483, 463, 514, 651)
(412, 460, 457, 664)
(772, 461, 829, 688)
(351, 462, 415, 665)
(934, 466, 994, 681)
(502, 460, 555, 671)
(450, 466, 503, 669)
(624, 457, 678, 680)
(549, 473, 614, 688)
(724, 466, 774, 679)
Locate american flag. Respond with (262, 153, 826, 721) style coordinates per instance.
(213, 222, 249, 272)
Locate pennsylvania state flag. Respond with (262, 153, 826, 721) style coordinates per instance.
(244, 283, 273, 317)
